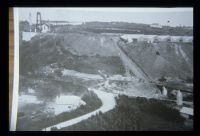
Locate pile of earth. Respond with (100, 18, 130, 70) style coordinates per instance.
(20, 31, 193, 82)
(119, 41, 193, 81)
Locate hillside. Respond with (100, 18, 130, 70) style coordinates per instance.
(20, 33, 125, 76)
(119, 41, 193, 81)
(20, 32, 193, 82)
(18, 31, 193, 131)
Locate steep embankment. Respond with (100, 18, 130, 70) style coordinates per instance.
(61, 32, 118, 56)
(20, 32, 193, 82)
(120, 42, 193, 81)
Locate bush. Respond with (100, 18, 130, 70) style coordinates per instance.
(50, 126, 58, 131)
(60, 95, 188, 131)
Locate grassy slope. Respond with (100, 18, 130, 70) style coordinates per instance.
(20, 33, 125, 76)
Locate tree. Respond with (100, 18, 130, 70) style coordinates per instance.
(19, 21, 30, 32)
(159, 76, 166, 82)
(156, 51, 160, 55)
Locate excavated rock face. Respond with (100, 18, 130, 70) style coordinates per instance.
(21, 31, 193, 82)
(120, 41, 193, 81)
(21, 32, 193, 82)
(61, 33, 118, 56)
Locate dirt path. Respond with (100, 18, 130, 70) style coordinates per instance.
(42, 86, 116, 131)
(115, 42, 150, 81)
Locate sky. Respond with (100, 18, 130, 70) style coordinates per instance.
(17, 8, 193, 27)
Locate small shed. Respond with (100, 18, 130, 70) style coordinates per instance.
(182, 36, 193, 43)
(171, 36, 183, 42)
(164, 36, 172, 42)
(41, 23, 50, 33)
(153, 36, 161, 43)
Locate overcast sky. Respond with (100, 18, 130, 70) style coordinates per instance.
(17, 8, 193, 27)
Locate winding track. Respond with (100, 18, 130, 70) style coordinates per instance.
(42, 85, 116, 131)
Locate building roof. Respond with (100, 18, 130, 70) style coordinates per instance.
(42, 23, 50, 27)
(151, 23, 159, 25)
(180, 107, 193, 116)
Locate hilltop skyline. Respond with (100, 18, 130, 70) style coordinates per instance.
(17, 8, 193, 27)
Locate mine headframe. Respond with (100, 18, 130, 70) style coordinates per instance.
(36, 12, 42, 32)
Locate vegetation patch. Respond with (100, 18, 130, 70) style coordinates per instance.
(16, 90, 102, 131)
(60, 95, 189, 131)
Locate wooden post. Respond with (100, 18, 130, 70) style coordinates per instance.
(162, 86, 168, 96)
(176, 90, 183, 106)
